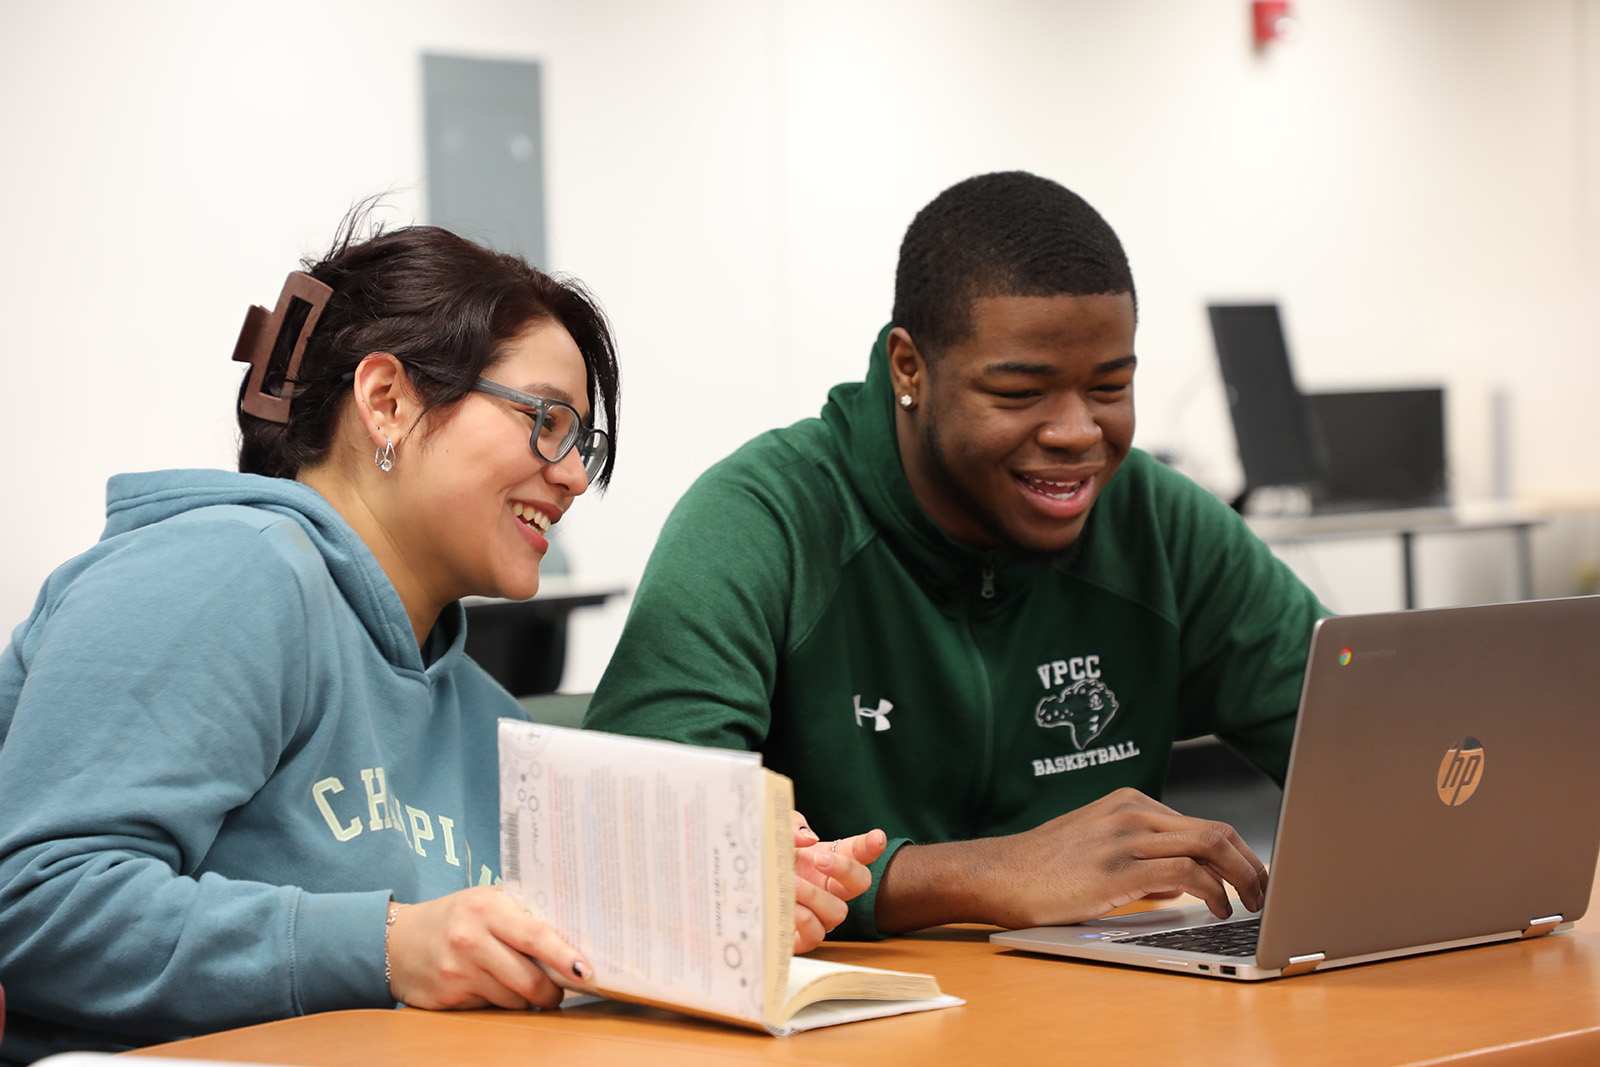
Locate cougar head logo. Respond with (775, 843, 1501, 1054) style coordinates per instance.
(1035, 678, 1119, 750)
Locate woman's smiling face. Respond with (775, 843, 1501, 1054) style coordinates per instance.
(394, 319, 594, 609)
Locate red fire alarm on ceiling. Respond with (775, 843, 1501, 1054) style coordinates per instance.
(1253, 1, 1297, 45)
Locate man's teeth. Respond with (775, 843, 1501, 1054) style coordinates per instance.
(1028, 478, 1086, 499)
(511, 502, 552, 532)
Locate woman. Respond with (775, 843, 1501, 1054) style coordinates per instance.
(0, 219, 876, 1063)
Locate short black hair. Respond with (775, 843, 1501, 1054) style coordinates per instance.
(237, 208, 620, 487)
(892, 171, 1136, 359)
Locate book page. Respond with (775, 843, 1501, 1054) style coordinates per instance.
(498, 721, 771, 1025)
(773, 992, 968, 1037)
(775, 959, 964, 1036)
(783, 956, 941, 1005)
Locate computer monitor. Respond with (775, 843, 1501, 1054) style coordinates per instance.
(1305, 388, 1449, 509)
(1207, 303, 1323, 493)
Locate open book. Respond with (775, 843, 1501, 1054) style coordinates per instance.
(497, 720, 962, 1035)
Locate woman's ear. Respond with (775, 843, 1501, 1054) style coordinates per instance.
(350, 353, 419, 450)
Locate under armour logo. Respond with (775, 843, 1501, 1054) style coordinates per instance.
(853, 695, 893, 732)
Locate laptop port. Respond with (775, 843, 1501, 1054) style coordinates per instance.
(1221, 965, 1237, 976)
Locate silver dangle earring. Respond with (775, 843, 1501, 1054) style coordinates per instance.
(375, 438, 395, 473)
(899, 394, 914, 410)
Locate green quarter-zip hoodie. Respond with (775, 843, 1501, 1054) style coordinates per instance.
(587, 325, 1327, 938)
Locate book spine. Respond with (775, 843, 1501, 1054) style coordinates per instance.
(762, 769, 796, 1029)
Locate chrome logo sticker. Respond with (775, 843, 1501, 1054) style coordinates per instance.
(1437, 737, 1485, 806)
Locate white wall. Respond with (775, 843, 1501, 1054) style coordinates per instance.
(2, 0, 1597, 689)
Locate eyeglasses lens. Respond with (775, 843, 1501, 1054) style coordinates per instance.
(532, 401, 607, 480)
(532, 403, 578, 463)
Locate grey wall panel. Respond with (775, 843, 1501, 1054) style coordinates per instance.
(422, 53, 545, 266)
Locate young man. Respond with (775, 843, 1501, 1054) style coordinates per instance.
(586, 172, 1327, 939)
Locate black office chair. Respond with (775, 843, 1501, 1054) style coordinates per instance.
(462, 540, 573, 697)
(463, 605, 570, 696)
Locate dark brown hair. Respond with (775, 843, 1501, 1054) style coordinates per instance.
(237, 214, 620, 486)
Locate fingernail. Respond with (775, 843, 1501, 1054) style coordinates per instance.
(814, 850, 834, 870)
(797, 825, 818, 843)
(573, 960, 590, 981)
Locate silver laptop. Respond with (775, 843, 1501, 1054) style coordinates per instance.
(991, 596, 1600, 979)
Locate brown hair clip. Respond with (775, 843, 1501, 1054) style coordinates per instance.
(231, 271, 334, 424)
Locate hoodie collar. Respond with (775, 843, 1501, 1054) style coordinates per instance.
(105, 469, 466, 675)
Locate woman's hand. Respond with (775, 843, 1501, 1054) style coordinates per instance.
(791, 811, 888, 954)
(385, 886, 593, 1010)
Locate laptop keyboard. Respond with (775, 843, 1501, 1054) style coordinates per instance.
(1113, 917, 1261, 957)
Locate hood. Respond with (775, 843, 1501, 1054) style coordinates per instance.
(819, 325, 1083, 607)
(102, 469, 460, 672)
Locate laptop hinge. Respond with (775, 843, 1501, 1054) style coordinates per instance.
(1521, 915, 1563, 939)
(1282, 952, 1325, 976)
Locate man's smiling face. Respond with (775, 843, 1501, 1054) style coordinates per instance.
(892, 291, 1137, 555)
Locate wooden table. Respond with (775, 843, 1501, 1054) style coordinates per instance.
(128, 865, 1600, 1066)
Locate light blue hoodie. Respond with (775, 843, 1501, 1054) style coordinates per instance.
(0, 470, 526, 1062)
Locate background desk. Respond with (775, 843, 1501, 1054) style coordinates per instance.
(1247, 501, 1547, 609)
(127, 859, 1600, 1066)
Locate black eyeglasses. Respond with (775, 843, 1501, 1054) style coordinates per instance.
(472, 378, 610, 482)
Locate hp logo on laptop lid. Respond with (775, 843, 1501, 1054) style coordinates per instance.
(1437, 738, 1485, 806)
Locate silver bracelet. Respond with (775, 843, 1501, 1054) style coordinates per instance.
(384, 901, 409, 988)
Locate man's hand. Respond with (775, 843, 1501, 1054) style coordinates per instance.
(385, 886, 593, 1010)
(791, 811, 887, 953)
(874, 787, 1268, 932)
